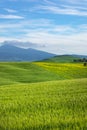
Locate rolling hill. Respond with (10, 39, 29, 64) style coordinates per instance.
(42, 55, 79, 63)
(0, 61, 87, 130)
(0, 62, 60, 86)
(0, 62, 87, 86)
(0, 44, 55, 61)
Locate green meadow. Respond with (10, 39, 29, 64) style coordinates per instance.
(0, 61, 87, 130)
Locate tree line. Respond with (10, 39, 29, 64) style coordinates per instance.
(73, 58, 87, 66)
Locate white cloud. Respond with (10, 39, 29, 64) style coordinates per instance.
(61, 5, 87, 11)
(34, 5, 87, 16)
(0, 40, 41, 48)
(30, 0, 87, 16)
(4, 8, 17, 13)
(17, 24, 87, 55)
(63, 0, 87, 5)
(11, 31, 87, 55)
(0, 37, 18, 43)
(43, 0, 56, 6)
(1, 31, 87, 55)
(0, 14, 24, 19)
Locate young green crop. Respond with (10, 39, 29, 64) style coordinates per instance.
(0, 78, 87, 130)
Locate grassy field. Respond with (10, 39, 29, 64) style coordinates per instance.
(0, 78, 87, 130)
(0, 62, 61, 86)
(0, 62, 87, 86)
(35, 62, 87, 79)
(0, 62, 87, 130)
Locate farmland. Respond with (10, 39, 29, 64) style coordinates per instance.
(0, 61, 87, 130)
(35, 62, 87, 79)
(0, 62, 87, 86)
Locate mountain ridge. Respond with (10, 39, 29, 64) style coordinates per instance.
(0, 44, 56, 61)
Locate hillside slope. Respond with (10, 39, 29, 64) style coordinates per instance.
(42, 55, 79, 63)
(0, 62, 60, 86)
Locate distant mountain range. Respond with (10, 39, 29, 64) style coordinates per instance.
(0, 44, 87, 62)
(0, 44, 56, 61)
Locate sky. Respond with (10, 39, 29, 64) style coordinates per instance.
(0, 0, 87, 55)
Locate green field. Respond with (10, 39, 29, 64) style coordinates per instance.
(0, 62, 61, 86)
(0, 61, 87, 130)
(35, 62, 87, 79)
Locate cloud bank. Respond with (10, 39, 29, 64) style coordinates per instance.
(0, 0, 87, 55)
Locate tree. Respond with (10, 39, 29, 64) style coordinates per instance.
(84, 62, 87, 66)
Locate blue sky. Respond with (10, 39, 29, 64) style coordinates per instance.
(0, 0, 87, 54)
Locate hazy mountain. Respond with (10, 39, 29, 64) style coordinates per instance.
(0, 44, 56, 61)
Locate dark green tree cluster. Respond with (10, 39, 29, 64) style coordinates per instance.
(73, 58, 87, 63)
